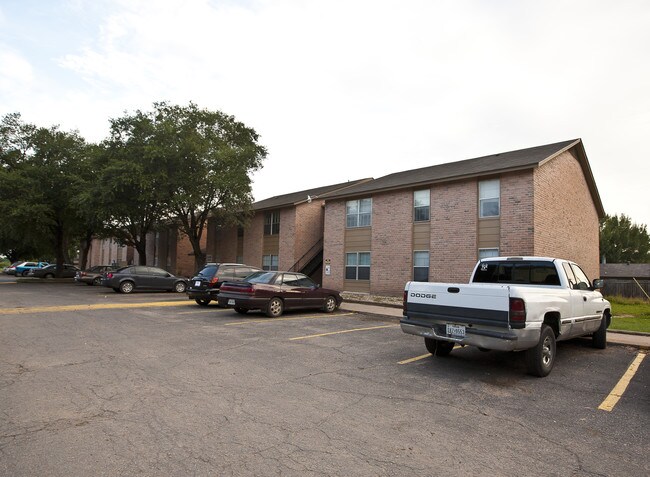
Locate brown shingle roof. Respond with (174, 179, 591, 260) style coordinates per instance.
(321, 139, 604, 217)
(253, 178, 373, 211)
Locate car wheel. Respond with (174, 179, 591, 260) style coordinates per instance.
(119, 281, 135, 294)
(266, 297, 284, 318)
(592, 313, 608, 349)
(323, 296, 337, 313)
(44, 273, 55, 279)
(21, 270, 29, 277)
(435, 341, 454, 357)
(195, 298, 211, 306)
(234, 307, 248, 315)
(174, 282, 187, 293)
(526, 324, 556, 377)
(92, 277, 102, 286)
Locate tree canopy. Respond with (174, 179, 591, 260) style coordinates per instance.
(0, 113, 95, 272)
(92, 102, 267, 268)
(600, 214, 650, 263)
(1, 103, 267, 271)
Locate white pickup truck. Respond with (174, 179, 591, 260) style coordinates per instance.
(401, 257, 611, 377)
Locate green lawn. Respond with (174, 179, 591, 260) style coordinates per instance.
(607, 296, 650, 333)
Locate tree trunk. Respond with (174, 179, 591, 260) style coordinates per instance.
(135, 239, 147, 265)
(54, 225, 65, 277)
(78, 231, 93, 270)
(188, 231, 206, 271)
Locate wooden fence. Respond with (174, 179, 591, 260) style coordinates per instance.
(601, 279, 650, 299)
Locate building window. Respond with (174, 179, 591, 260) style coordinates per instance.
(414, 190, 430, 222)
(262, 254, 278, 271)
(346, 198, 372, 228)
(264, 211, 280, 235)
(478, 248, 499, 260)
(413, 251, 430, 282)
(479, 179, 500, 218)
(345, 252, 370, 280)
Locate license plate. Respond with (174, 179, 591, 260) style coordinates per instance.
(227, 299, 235, 306)
(195, 281, 201, 287)
(446, 324, 465, 338)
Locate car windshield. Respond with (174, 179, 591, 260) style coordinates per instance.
(246, 271, 277, 284)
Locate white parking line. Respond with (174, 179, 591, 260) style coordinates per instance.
(225, 312, 355, 326)
(290, 324, 399, 341)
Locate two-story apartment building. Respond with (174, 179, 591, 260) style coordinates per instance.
(320, 139, 605, 296)
(205, 179, 371, 280)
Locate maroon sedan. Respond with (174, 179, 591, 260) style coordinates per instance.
(217, 271, 343, 317)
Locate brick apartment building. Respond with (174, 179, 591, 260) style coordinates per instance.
(320, 139, 605, 296)
(88, 139, 605, 296)
(204, 179, 371, 280)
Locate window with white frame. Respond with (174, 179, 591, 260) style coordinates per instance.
(346, 198, 372, 228)
(262, 254, 278, 271)
(478, 248, 499, 260)
(414, 190, 430, 222)
(264, 211, 280, 235)
(345, 252, 370, 280)
(413, 251, 430, 282)
(479, 179, 500, 218)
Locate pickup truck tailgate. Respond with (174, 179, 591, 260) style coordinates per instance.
(405, 282, 511, 328)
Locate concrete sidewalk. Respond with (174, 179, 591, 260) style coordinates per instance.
(340, 301, 650, 350)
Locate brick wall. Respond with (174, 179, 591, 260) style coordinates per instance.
(214, 225, 239, 263)
(243, 213, 264, 269)
(294, 200, 325, 265)
(175, 232, 203, 277)
(322, 200, 345, 291)
(430, 181, 478, 283)
(500, 171, 535, 256)
(278, 207, 296, 270)
(534, 151, 601, 279)
(371, 190, 413, 296)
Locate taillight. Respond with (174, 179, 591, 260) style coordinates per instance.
(106, 273, 113, 279)
(210, 276, 219, 285)
(222, 284, 254, 294)
(510, 298, 526, 328)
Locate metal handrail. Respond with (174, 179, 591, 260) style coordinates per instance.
(288, 238, 324, 272)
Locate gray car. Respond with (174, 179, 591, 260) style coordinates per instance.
(102, 266, 188, 294)
(29, 263, 79, 279)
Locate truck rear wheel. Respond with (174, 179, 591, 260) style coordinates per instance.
(526, 324, 556, 377)
(424, 338, 454, 357)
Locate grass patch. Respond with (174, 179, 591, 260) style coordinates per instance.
(607, 296, 650, 333)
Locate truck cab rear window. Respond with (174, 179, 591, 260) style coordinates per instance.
(473, 261, 560, 285)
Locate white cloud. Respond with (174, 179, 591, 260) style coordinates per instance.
(1, 0, 649, 226)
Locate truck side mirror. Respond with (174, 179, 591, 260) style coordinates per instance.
(592, 279, 604, 289)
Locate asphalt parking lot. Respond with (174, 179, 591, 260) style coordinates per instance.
(0, 277, 648, 476)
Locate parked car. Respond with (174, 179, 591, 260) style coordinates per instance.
(187, 263, 262, 306)
(75, 265, 119, 286)
(3, 261, 22, 275)
(15, 261, 49, 277)
(217, 271, 343, 317)
(102, 266, 188, 294)
(29, 263, 80, 279)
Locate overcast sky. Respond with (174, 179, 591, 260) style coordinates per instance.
(1, 0, 648, 228)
